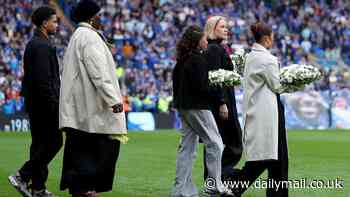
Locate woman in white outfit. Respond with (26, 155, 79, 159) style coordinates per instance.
(231, 22, 289, 197)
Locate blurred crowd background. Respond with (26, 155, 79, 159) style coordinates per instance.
(0, 0, 349, 128)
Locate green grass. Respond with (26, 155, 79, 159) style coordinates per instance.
(0, 130, 349, 197)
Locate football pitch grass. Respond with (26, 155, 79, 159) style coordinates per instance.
(0, 130, 349, 197)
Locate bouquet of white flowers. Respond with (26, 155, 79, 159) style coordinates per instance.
(208, 69, 241, 88)
(280, 64, 323, 91)
(230, 48, 246, 75)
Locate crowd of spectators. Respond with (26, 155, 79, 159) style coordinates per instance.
(0, 0, 349, 114)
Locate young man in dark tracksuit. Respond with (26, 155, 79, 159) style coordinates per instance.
(8, 6, 62, 197)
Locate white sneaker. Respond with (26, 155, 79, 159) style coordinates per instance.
(32, 189, 58, 197)
(8, 172, 32, 197)
(204, 186, 235, 197)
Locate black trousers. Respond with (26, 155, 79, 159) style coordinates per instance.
(204, 90, 243, 179)
(19, 110, 63, 190)
(234, 95, 288, 197)
(60, 128, 121, 194)
(203, 139, 242, 180)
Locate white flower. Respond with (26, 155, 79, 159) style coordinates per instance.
(230, 50, 246, 76)
(209, 69, 241, 88)
(280, 64, 322, 92)
(235, 48, 245, 56)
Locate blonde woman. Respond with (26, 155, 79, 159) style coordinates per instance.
(203, 15, 243, 181)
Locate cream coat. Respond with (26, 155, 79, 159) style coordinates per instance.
(242, 43, 282, 161)
(59, 23, 127, 134)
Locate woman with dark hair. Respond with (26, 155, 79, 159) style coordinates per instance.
(232, 22, 289, 197)
(203, 15, 243, 180)
(172, 25, 234, 197)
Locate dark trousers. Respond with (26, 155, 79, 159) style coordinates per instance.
(204, 90, 243, 179)
(234, 95, 288, 197)
(60, 128, 121, 194)
(204, 112, 242, 178)
(19, 110, 63, 190)
(203, 143, 242, 180)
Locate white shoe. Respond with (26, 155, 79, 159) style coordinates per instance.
(32, 189, 58, 197)
(204, 186, 235, 197)
(8, 172, 32, 197)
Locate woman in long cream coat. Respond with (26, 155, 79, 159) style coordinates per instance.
(59, 1, 126, 196)
(232, 22, 290, 197)
(242, 43, 281, 162)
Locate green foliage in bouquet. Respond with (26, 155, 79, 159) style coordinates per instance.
(230, 48, 246, 76)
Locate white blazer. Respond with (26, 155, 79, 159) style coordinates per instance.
(242, 43, 283, 161)
(59, 23, 127, 134)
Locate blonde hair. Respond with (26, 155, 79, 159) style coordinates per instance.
(204, 15, 227, 40)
